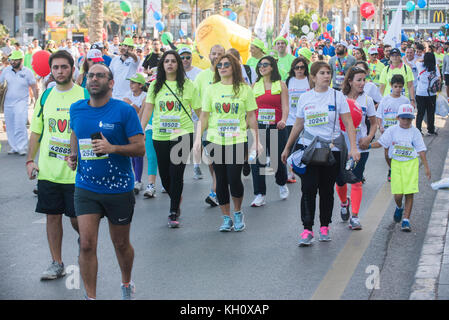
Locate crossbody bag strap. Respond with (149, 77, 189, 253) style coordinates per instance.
(163, 82, 193, 122)
(331, 89, 337, 145)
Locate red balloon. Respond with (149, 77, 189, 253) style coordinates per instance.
(361, 2, 375, 19)
(122, 11, 128, 16)
(323, 32, 330, 39)
(31, 50, 51, 77)
(339, 99, 363, 132)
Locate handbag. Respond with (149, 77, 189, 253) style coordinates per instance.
(0, 80, 7, 114)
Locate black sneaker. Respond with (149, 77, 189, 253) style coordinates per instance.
(168, 213, 180, 228)
(428, 131, 438, 136)
(340, 198, 351, 222)
(243, 162, 251, 176)
(387, 169, 391, 182)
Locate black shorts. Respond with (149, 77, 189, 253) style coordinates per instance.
(74, 187, 135, 225)
(445, 74, 449, 86)
(36, 180, 76, 218)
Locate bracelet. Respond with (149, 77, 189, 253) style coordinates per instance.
(26, 160, 34, 165)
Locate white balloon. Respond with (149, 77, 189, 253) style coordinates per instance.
(301, 25, 310, 34)
(344, 17, 350, 24)
(414, 25, 419, 31)
(312, 14, 318, 22)
(307, 32, 315, 41)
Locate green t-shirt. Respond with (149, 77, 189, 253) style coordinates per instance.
(30, 84, 89, 184)
(277, 54, 295, 81)
(146, 79, 200, 141)
(194, 68, 215, 101)
(246, 57, 259, 70)
(379, 64, 415, 98)
(435, 53, 444, 68)
(368, 60, 385, 84)
(202, 82, 257, 146)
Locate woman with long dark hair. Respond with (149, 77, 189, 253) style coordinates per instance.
(285, 57, 310, 183)
(353, 47, 367, 62)
(193, 53, 261, 232)
(249, 55, 290, 207)
(140, 50, 201, 228)
(336, 66, 377, 230)
(281, 61, 360, 246)
(415, 52, 440, 135)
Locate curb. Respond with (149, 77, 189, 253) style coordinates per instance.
(409, 145, 449, 300)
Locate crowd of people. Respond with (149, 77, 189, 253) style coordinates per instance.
(0, 31, 447, 300)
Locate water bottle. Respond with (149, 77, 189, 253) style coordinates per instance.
(345, 158, 355, 171)
(249, 150, 257, 162)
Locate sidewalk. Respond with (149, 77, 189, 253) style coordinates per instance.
(410, 141, 449, 300)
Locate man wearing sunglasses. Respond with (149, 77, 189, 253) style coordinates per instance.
(178, 46, 201, 80)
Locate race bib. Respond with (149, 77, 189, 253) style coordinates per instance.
(48, 136, 71, 160)
(159, 115, 181, 133)
(217, 118, 240, 137)
(335, 75, 345, 86)
(291, 96, 299, 109)
(79, 138, 109, 160)
(258, 108, 276, 125)
(306, 111, 329, 127)
(392, 144, 414, 159)
(384, 117, 397, 128)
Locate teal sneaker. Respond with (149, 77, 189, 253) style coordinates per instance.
(219, 216, 233, 232)
(394, 207, 403, 223)
(319, 226, 331, 242)
(401, 219, 411, 232)
(233, 212, 245, 231)
(120, 281, 136, 300)
(298, 230, 314, 247)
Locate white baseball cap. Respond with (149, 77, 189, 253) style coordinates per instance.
(397, 104, 415, 119)
(178, 47, 192, 55)
(337, 41, 348, 48)
(368, 47, 378, 55)
(86, 49, 104, 62)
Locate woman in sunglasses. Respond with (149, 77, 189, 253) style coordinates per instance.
(194, 54, 261, 232)
(335, 66, 377, 230)
(140, 50, 201, 228)
(281, 61, 360, 246)
(284, 57, 311, 183)
(249, 55, 290, 207)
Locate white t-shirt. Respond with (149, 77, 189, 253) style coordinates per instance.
(297, 88, 350, 150)
(416, 61, 441, 97)
(241, 64, 257, 85)
(287, 77, 310, 126)
(378, 125, 426, 161)
(376, 95, 410, 129)
(124, 91, 146, 109)
(364, 81, 383, 104)
(0, 66, 36, 105)
(343, 93, 376, 153)
(405, 57, 418, 87)
(110, 56, 140, 100)
(186, 66, 202, 81)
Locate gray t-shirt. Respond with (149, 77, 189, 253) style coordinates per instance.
(329, 54, 356, 89)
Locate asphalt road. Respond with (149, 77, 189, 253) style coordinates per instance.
(0, 116, 448, 300)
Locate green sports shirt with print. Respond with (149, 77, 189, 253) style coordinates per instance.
(30, 84, 89, 184)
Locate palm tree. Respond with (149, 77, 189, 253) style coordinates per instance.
(89, 0, 104, 43)
(81, 2, 125, 38)
(214, 0, 223, 14)
(163, 0, 182, 34)
(131, 7, 143, 34)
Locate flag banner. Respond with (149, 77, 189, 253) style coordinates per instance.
(383, 1, 402, 48)
(254, 0, 275, 48)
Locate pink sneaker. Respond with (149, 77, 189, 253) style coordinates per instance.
(319, 226, 331, 242)
(298, 229, 314, 246)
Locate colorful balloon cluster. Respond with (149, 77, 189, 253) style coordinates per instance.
(223, 8, 237, 21)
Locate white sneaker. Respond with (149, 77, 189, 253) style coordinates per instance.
(161, 186, 168, 193)
(143, 184, 156, 198)
(251, 194, 266, 207)
(133, 181, 143, 195)
(279, 185, 289, 200)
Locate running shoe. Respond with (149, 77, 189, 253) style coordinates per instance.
(394, 207, 403, 223)
(349, 216, 362, 230)
(298, 230, 314, 247)
(427, 131, 438, 136)
(143, 183, 156, 198)
(401, 219, 411, 232)
(168, 213, 180, 228)
(319, 226, 331, 242)
(193, 165, 203, 180)
(233, 212, 245, 231)
(41, 261, 66, 280)
(340, 198, 351, 222)
(19, 149, 27, 156)
(161, 186, 168, 193)
(287, 174, 297, 183)
(205, 192, 219, 207)
(243, 162, 251, 176)
(219, 216, 234, 232)
(120, 281, 136, 300)
(279, 185, 289, 200)
(133, 181, 143, 195)
(251, 194, 266, 207)
(387, 169, 391, 182)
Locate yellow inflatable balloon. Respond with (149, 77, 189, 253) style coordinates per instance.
(192, 49, 211, 70)
(195, 15, 252, 64)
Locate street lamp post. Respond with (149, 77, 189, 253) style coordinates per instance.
(143, 0, 147, 33)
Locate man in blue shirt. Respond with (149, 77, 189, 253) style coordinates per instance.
(91, 42, 112, 66)
(323, 39, 335, 57)
(68, 63, 145, 300)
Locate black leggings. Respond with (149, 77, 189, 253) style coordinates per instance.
(416, 95, 437, 134)
(299, 151, 341, 231)
(153, 133, 193, 213)
(207, 142, 247, 206)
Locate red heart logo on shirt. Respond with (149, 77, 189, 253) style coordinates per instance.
(57, 119, 67, 133)
(166, 101, 174, 111)
(222, 103, 231, 113)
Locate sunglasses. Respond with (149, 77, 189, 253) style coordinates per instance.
(217, 62, 231, 69)
(180, 56, 191, 60)
(294, 65, 305, 70)
(257, 62, 271, 68)
(87, 72, 108, 79)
